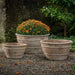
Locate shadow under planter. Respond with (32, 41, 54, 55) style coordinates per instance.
(16, 33, 49, 54)
(40, 39, 72, 60)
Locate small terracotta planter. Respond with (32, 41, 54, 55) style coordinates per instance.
(3, 43, 27, 58)
(16, 33, 49, 54)
(40, 39, 72, 60)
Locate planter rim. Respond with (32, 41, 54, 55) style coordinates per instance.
(3, 43, 27, 47)
(40, 39, 72, 44)
(15, 33, 50, 36)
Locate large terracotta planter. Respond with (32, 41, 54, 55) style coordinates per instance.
(3, 43, 27, 58)
(16, 33, 49, 54)
(40, 39, 72, 60)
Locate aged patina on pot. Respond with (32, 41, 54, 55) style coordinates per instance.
(3, 43, 27, 58)
(40, 39, 72, 60)
(16, 33, 49, 54)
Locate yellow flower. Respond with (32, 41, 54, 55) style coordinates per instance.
(26, 30, 29, 33)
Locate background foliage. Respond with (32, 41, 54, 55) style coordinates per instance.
(4, 0, 75, 42)
(41, 0, 75, 37)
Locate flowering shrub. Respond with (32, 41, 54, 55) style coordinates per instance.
(16, 19, 50, 35)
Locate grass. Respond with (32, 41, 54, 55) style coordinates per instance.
(49, 35, 75, 51)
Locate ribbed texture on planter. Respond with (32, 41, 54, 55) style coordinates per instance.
(40, 39, 72, 60)
(16, 33, 49, 54)
(3, 43, 27, 58)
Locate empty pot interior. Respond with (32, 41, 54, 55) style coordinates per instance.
(4, 43, 27, 46)
(41, 39, 72, 44)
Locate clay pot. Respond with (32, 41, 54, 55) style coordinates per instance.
(16, 33, 49, 54)
(40, 39, 72, 60)
(3, 43, 27, 58)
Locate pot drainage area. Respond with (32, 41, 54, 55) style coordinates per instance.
(0, 51, 75, 75)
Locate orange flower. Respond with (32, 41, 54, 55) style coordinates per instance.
(29, 28, 32, 30)
(16, 19, 50, 35)
(21, 22, 25, 25)
(16, 72, 20, 74)
(26, 30, 29, 33)
(46, 26, 50, 31)
(37, 31, 40, 33)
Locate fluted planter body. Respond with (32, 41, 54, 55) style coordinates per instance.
(40, 39, 72, 60)
(3, 43, 27, 58)
(16, 33, 49, 54)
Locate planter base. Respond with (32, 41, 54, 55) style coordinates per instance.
(46, 55, 68, 60)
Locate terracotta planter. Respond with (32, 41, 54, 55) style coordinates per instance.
(16, 33, 49, 54)
(3, 43, 27, 58)
(40, 39, 72, 60)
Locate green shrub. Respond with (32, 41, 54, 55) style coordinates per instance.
(41, 0, 75, 37)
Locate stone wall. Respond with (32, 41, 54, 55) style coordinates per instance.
(0, 0, 5, 43)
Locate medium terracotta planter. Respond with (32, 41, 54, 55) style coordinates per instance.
(40, 39, 72, 60)
(3, 43, 27, 58)
(16, 33, 49, 54)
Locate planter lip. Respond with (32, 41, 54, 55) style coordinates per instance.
(40, 39, 72, 44)
(3, 43, 27, 47)
(15, 33, 50, 36)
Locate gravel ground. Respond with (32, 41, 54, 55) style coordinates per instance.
(0, 51, 75, 75)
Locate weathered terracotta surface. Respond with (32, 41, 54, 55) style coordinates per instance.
(16, 33, 49, 54)
(40, 39, 72, 60)
(3, 43, 27, 58)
